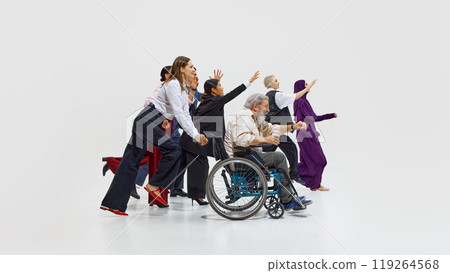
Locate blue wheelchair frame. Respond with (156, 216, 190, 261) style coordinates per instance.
(229, 169, 281, 198)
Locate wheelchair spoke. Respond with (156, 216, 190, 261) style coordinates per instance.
(206, 158, 268, 220)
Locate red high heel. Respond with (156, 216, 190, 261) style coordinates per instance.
(100, 206, 128, 216)
(149, 197, 169, 208)
(148, 188, 169, 208)
(144, 186, 168, 206)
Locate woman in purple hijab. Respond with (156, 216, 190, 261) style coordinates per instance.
(294, 80, 337, 191)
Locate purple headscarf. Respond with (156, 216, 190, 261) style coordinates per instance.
(294, 80, 306, 95)
(293, 79, 319, 140)
(294, 79, 315, 120)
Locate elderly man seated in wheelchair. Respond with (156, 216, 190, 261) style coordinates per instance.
(223, 93, 313, 212)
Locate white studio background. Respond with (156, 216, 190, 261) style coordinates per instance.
(0, 0, 449, 254)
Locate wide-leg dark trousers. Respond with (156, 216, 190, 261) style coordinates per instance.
(186, 152, 209, 199)
(173, 149, 209, 199)
(101, 104, 181, 212)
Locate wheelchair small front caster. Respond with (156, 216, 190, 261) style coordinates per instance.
(268, 201, 284, 219)
(264, 196, 277, 210)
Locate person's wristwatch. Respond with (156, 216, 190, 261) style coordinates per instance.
(290, 124, 295, 132)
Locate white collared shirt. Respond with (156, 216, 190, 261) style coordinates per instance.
(269, 89, 296, 109)
(152, 79, 199, 138)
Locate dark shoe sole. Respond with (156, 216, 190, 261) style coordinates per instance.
(170, 190, 188, 197)
(149, 204, 169, 208)
(100, 206, 128, 216)
(131, 193, 140, 199)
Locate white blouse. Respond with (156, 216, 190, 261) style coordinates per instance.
(152, 79, 199, 139)
(271, 90, 296, 109)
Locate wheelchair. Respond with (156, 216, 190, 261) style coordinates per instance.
(205, 134, 306, 220)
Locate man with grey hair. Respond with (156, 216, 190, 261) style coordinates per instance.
(224, 93, 312, 211)
(263, 75, 317, 185)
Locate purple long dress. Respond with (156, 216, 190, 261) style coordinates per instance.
(293, 80, 335, 190)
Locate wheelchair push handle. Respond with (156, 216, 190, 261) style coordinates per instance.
(203, 132, 221, 139)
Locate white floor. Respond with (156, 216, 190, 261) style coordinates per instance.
(2, 161, 448, 255)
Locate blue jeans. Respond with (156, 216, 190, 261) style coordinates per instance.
(134, 163, 149, 187)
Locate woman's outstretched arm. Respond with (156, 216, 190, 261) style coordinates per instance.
(219, 71, 260, 105)
(315, 113, 337, 122)
(295, 79, 317, 100)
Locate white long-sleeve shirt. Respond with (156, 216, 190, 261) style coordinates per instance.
(152, 79, 199, 139)
(145, 85, 195, 107)
(272, 90, 296, 109)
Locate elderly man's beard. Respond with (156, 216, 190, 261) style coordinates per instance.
(256, 108, 266, 125)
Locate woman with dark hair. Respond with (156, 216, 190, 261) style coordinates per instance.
(144, 65, 173, 106)
(160, 65, 171, 81)
(293, 79, 337, 191)
(100, 56, 208, 215)
(179, 71, 260, 205)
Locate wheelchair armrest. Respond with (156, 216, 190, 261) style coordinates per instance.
(234, 144, 273, 150)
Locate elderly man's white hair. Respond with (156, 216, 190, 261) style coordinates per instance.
(263, 75, 275, 88)
(244, 93, 269, 109)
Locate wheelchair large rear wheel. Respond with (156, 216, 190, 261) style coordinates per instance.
(206, 157, 268, 220)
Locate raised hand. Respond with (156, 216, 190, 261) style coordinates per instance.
(190, 76, 199, 90)
(209, 69, 224, 81)
(305, 79, 317, 92)
(249, 71, 260, 83)
(334, 113, 338, 118)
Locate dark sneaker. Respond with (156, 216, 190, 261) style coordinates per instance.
(282, 199, 301, 211)
(170, 189, 188, 197)
(292, 176, 306, 186)
(293, 199, 312, 210)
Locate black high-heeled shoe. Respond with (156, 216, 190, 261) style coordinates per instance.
(102, 163, 109, 176)
(191, 198, 209, 206)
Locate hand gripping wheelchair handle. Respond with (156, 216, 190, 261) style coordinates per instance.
(203, 132, 220, 139)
